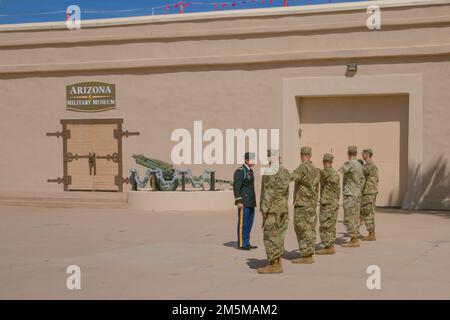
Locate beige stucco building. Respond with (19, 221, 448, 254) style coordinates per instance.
(0, 0, 449, 210)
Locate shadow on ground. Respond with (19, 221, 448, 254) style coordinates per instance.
(335, 234, 349, 245)
(246, 258, 267, 270)
(377, 207, 450, 219)
(283, 249, 299, 260)
(223, 241, 237, 248)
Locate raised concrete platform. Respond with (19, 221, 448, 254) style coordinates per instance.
(127, 190, 235, 211)
(0, 190, 127, 209)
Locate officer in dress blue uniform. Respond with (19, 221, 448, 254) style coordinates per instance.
(233, 152, 257, 250)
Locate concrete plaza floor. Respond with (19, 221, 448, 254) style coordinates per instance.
(0, 205, 449, 299)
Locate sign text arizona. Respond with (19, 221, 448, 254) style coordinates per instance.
(66, 82, 116, 112)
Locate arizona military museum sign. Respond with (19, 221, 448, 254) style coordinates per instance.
(66, 82, 116, 112)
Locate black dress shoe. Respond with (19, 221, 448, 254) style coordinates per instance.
(238, 246, 251, 250)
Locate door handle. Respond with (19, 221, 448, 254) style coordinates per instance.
(88, 153, 97, 176)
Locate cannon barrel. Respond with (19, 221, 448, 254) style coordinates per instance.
(132, 154, 233, 190)
(132, 154, 173, 173)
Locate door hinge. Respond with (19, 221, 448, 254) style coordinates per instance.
(46, 129, 71, 139)
(115, 176, 130, 186)
(113, 129, 140, 139)
(47, 176, 72, 186)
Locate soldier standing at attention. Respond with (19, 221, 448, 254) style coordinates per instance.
(291, 146, 320, 264)
(360, 148, 379, 241)
(340, 145, 365, 248)
(233, 152, 257, 250)
(357, 158, 365, 233)
(257, 149, 291, 274)
(316, 153, 340, 255)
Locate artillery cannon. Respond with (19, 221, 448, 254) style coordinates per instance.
(130, 154, 232, 191)
(132, 154, 178, 191)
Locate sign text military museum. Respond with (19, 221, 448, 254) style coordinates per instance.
(66, 82, 116, 112)
(0, 0, 449, 210)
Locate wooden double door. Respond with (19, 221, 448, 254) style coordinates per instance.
(47, 119, 139, 192)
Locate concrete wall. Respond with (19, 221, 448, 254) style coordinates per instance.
(0, 0, 449, 210)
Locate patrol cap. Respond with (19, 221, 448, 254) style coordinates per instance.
(347, 145, 358, 154)
(267, 149, 279, 157)
(300, 146, 312, 155)
(323, 153, 334, 162)
(362, 148, 373, 157)
(244, 152, 256, 161)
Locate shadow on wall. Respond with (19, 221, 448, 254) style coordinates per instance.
(377, 207, 450, 219)
(396, 155, 450, 211)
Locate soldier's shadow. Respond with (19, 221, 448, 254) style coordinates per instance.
(223, 241, 240, 250)
(283, 249, 299, 260)
(335, 232, 349, 245)
(246, 258, 267, 270)
(283, 246, 322, 260)
(283, 237, 350, 258)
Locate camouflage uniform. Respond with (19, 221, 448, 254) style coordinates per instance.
(260, 164, 291, 263)
(292, 147, 320, 257)
(340, 153, 365, 239)
(357, 159, 365, 229)
(319, 154, 340, 248)
(361, 150, 379, 233)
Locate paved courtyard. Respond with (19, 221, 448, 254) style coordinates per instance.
(0, 205, 449, 299)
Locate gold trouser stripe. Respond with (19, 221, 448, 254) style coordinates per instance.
(239, 207, 244, 248)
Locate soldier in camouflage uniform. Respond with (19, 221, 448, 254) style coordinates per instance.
(360, 148, 379, 241)
(357, 159, 365, 232)
(316, 153, 340, 255)
(340, 145, 365, 248)
(257, 150, 291, 274)
(291, 146, 320, 264)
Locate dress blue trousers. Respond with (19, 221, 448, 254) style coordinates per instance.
(237, 207, 255, 248)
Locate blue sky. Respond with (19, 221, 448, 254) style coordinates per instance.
(0, 0, 369, 24)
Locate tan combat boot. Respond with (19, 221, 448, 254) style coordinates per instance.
(341, 237, 360, 247)
(316, 246, 336, 255)
(292, 255, 314, 264)
(361, 231, 376, 241)
(257, 258, 283, 274)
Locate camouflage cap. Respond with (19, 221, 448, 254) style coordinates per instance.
(363, 148, 373, 157)
(300, 146, 312, 155)
(347, 145, 358, 154)
(323, 153, 334, 162)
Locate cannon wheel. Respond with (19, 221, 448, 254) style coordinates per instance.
(149, 174, 158, 191)
(156, 179, 179, 191)
(155, 171, 179, 191)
